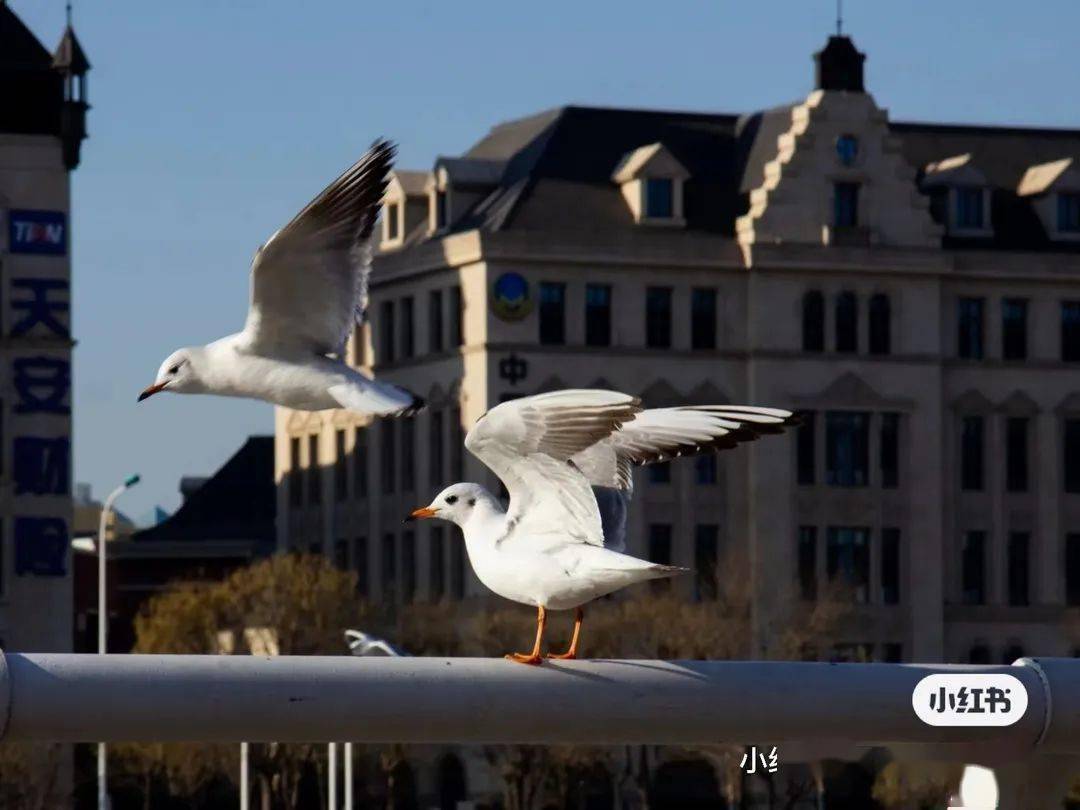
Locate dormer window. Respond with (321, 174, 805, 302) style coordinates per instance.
(921, 154, 992, 237)
(434, 190, 448, 229)
(1059, 192, 1080, 233)
(385, 202, 400, 241)
(645, 178, 674, 219)
(955, 186, 985, 230)
(612, 142, 689, 227)
(380, 170, 428, 250)
(1018, 158, 1080, 241)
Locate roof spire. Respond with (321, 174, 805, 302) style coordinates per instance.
(65, 1, 72, 26)
(836, 0, 843, 35)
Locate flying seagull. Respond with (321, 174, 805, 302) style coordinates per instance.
(408, 389, 797, 665)
(138, 140, 423, 417)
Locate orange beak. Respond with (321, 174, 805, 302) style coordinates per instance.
(405, 506, 438, 523)
(138, 382, 168, 402)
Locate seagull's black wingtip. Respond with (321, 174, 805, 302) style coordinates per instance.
(400, 393, 426, 417)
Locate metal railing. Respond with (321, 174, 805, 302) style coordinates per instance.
(1, 652, 1077, 807)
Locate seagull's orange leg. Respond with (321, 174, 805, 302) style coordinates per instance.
(546, 607, 584, 660)
(506, 605, 546, 666)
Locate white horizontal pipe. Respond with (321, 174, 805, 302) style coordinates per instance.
(0, 653, 1074, 755)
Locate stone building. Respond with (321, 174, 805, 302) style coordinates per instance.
(275, 34, 1080, 668)
(0, 5, 89, 651)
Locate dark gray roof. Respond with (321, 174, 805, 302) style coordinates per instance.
(0, 5, 64, 137)
(419, 102, 1080, 252)
(53, 25, 90, 73)
(133, 436, 275, 548)
(0, 4, 53, 70)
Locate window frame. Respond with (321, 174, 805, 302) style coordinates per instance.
(1007, 531, 1030, 607)
(1058, 191, 1080, 234)
(690, 287, 718, 350)
(960, 415, 985, 492)
(833, 182, 860, 228)
(835, 291, 858, 353)
(428, 289, 444, 354)
(1002, 297, 1028, 361)
(538, 282, 567, 346)
(961, 529, 987, 605)
(1062, 301, 1080, 362)
(644, 177, 675, 220)
(802, 290, 825, 352)
(825, 526, 870, 603)
(825, 410, 870, 487)
(1005, 416, 1029, 493)
(584, 283, 612, 347)
(645, 286, 673, 349)
(958, 297, 985, 360)
(954, 186, 985, 230)
(868, 293, 891, 356)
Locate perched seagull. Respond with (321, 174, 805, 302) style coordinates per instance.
(138, 140, 423, 417)
(408, 389, 797, 665)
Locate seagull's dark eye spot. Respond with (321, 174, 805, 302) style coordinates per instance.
(467, 498, 476, 507)
(445, 495, 458, 505)
(168, 365, 180, 375)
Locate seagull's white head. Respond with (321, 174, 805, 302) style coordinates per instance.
(138, 347, 206, 401)
(407, 483, 499, 527)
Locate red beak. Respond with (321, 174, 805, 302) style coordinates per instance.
(138, 382, 167, 402)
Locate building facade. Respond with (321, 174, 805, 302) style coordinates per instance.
(275, 35, 1080, 665)
(0, 6, 89, 651)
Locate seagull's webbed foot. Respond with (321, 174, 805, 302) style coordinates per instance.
(506, 605, 547, 666)
(544, 651, 576, 661)
(505, 652, 544, 666)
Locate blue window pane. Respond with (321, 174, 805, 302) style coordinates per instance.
(833, 183, 859, 227)
(825, 411, 869, 487)
(1059, 193, 1080, 233)
(956, 187, 984, 229)
(645, 178, 674, 219)
(836, 134, 858, 166)
(826, 526, 870, 603)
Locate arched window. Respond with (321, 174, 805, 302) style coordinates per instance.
(869, 293, 891, 355)
(835, 291, 857, 353)
(802, 291, 825, 352)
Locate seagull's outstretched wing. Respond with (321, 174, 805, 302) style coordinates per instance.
(239, 140, 394, 356)
(464, 390, 641, 549)
(571, 406, 798, 551)
(572, 405, 798, 490)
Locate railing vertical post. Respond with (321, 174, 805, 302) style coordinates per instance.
(328, 742, 337, 810)
(343, 742, 353, 810)
(240, 741, 249, 810)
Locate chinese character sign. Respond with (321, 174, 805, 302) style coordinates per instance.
(10, 278, 70, 338)
(913, 674, 1028, 726)
(739, 746, 779, 775)
(13, 436, 70, 495)
(14, 356, 71, 414)
(14, 517, 68, 576)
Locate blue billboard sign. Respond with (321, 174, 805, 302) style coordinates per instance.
(8, 209, 67, 256)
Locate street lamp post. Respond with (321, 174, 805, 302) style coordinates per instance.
(97, 473, 139, 810)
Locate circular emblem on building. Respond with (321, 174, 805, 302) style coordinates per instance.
(836, 134, 859, 166)
(491, 272, 532, 321)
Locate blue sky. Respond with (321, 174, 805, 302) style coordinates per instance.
(13, 0, 1080, 519)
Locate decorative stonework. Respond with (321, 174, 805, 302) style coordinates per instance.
(736, 90, 941, 249)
